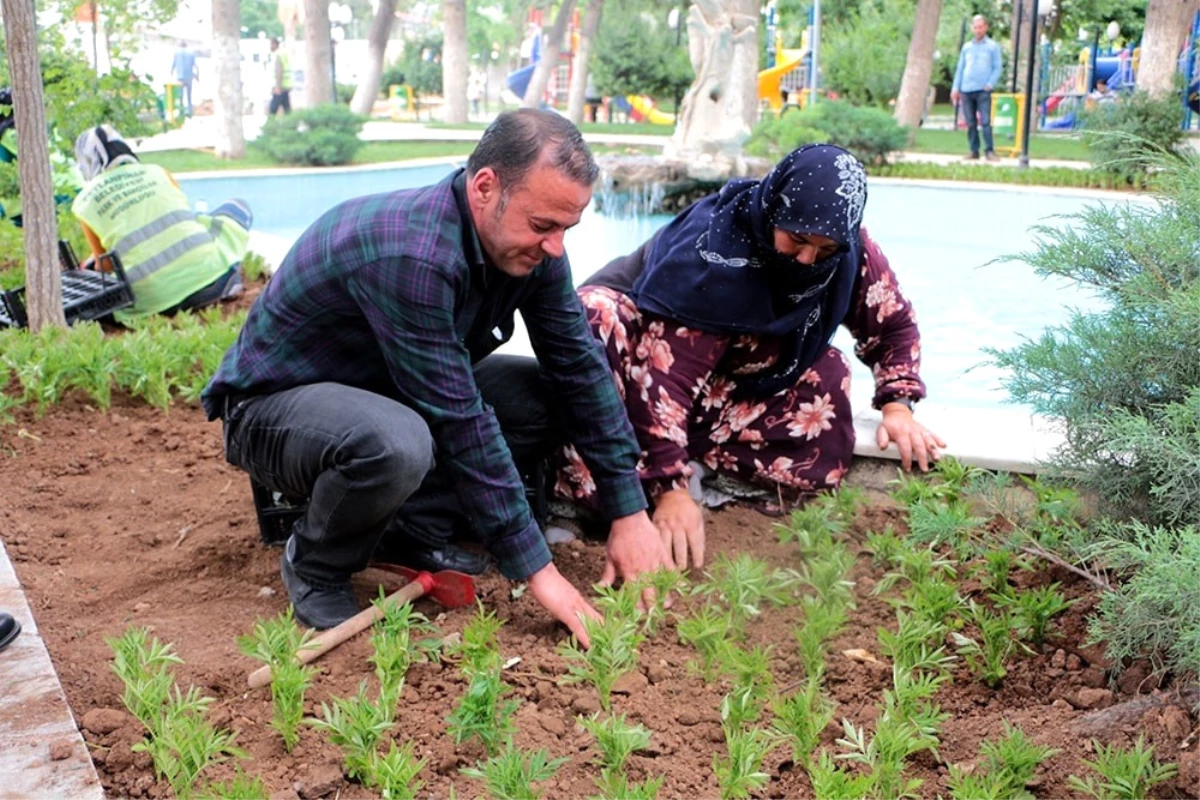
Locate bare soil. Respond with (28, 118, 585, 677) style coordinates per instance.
(1, 332, 1196, 799)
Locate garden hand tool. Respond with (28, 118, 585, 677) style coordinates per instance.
(247, 564, 475, 689)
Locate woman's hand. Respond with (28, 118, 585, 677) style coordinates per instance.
(876, 402, 946, 472)
(527, 562, 602, 648)
(600, 510, 675, 610)
(652, 488, 705, 570)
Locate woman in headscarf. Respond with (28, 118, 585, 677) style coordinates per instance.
(557, 144, 944, 567)
(72, 125, 253, 322)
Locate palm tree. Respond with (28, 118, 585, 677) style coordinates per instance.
(1, 0, 64, 329)
(894, 0, 943, 133)
(522, 0, 578, 109)
(212, 0, 246, 158)
(443, 0, 470, 123)
(1137, 0, 1198, 98)
(304, 0, 334, 106)
(350, 0, 400, 115)
(566, 0, 604, 123)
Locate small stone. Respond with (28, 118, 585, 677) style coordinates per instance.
(133, 601, 151, 613)
(706, 724, 725, 743)
(612, 671, 649, 696)
(646, 663, 670, 685)
(438, 754, 460, 774)
(1065, 654, 1082, 671)
(1051, 698, 1073, 711)
(298, 763, 343, 798)
(535, 681, 555, 702)
(49, 741, 73, 761)
(1050, 649, 1067, 669)
(105, 742, 134, 772)
(1074, 688, 1114, 709)
(82, 707, 129, 735)
(572, 693, 601, 716)
(1080, 667, 1108, 688)
(1160, 706, 1190, 740)
(257, 586, 276, 598)
(676, 709, 704, 726)
(1116, 662, 1152, 694)
(539, 716, 567, 736)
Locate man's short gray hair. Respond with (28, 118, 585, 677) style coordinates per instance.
(466, 109, 598, 190)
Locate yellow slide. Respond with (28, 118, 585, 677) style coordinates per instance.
(758, 48, 807, 112)
(626, 95, 676, 126)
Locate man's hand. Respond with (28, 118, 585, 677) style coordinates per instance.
(951, 90, 961, 104)
(876, 402, 947, 472)
(983, 84, 992, 92)
(527, 562, 601, 648)
(600, 510, 674, 608)
(652, 488, 705, 570)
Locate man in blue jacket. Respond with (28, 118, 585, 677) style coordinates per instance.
(951, 15, 1003, 161)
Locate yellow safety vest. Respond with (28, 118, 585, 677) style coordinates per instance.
(277, 52, 293, 90)
(72, 162, 248, 321)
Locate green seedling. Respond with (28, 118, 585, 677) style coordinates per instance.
(309, 681, 395, 781)
(132, 685, 247, 800)
(559, 610, 644, 712)
(446, 663, 520, 757)
(200, 769, 268, 800)
(795, 548, 856, 609)
(932, 455, 987, 497)
(713, 726, 777, 800)
(593, 580, 641, 621)
(980, 722, 1060, 795)
(864, 527, 906, 568)
(884, 666, 949, 750)
(369, 591, 438, 706)
(452, 601, 507, 674)
(1067, 735, 1178, 800)
(636, 567, 689, 634)
(770, 678, 834, 767)
(877, 611, 955, 675)
(888, 469, 957, 507)
(807, 750, 875, 800)
(107, 626, 183, 735)
(1019, 474, 1081, 525)
(776, 500, 845, 554)
(368, 740, 427, 800)
(677, 603, 735, 677)
(906, 500, 987, 553)
(237, 607, 317, 752)
(1004, 584, 1074, 646)
(982, 549, 1016, 596)
(460, 740, 569, 800)
(954, 602, 1021, 688)
(894, 577, 964, 628)
(702, 552, 797, 626)
(876, 546, 956, 594)
(579, 712, 652, 773)
(794, 595, 848, 680)
(719, 644, 775, 731)
(947, 766, 1012, 800)
(592, 770, 664, 800)
(835, 715, 930, 800)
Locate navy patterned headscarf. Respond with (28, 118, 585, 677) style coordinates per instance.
(630, 144, 867, 396)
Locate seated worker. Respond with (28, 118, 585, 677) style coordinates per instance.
(558, 144, 946, 569)
(202, 110, 671, 638)
(72, 125, 251, 322)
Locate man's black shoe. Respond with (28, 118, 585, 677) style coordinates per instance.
(280, 536, 360, 630)
(378, 539, 490, 575)
(0, 611, 20, 652)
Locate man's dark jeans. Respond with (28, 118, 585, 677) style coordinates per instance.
(961, 90, 994, 156)
(222, 355, 561, 585)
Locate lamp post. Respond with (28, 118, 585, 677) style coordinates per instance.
(1018, 0, 1055, 168)
(809, 0, 821, 107)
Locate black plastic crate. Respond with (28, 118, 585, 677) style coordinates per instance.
(0, 244, 135, 328)
(250, 477, 307, 546)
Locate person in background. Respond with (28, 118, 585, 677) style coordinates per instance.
(558, 144, 945, 570)
(72, 125, 251, 322)
(950, 15, 1003, 162)
(0, 611, 18, 652)
(202, 110, 671, 638)
(268, 38, 292, 116)
(171, 40, 199, 117)
(1088, 78, 1117, 106)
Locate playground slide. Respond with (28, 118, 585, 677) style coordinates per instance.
(626, 95, 675, 125)
(1043, 75, 1077, 114)
(758, 49, 807, 111)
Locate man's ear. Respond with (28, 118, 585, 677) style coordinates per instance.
(469, 167, 499, 207)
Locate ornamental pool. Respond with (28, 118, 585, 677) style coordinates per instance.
(178, 163, 1125, 412)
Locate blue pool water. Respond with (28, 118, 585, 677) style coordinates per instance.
(178, 166, 1124, 411)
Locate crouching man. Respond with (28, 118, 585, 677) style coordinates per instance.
(202, 110, 671, 642)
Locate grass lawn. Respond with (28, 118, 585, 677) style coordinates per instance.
(142, 140, 478, 174)
(429, 120, 675, 137)
(910, 127, 1090, 160)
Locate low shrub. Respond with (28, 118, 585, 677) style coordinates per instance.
(1081, 91, 1187, 184)
(257, 104, 366, 167)
(747, 101, 907, 165)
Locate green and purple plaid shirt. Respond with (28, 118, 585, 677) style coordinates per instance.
(203, 169, 647, 579)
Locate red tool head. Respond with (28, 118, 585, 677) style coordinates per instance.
(386, 565, 476, 608)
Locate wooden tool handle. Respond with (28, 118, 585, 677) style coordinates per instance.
(247, 572, 435, 689)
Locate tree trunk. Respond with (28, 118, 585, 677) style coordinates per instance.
(894, 0, 943, 132)
(212, 0, 245, 158)
(1138, 0, 1198, 98)
(566, 0, 603, 123)
(442, 0, 469, 123)
(522, 0, 577, 109)
(350, 0, 398, 115)
(304, 0, 334, 107)
(1, 0, 65, 330)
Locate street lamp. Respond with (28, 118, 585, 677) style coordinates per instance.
(1018, 0, 1056, 168)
